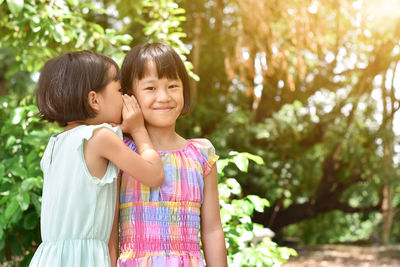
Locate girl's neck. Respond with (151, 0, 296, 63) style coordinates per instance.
(145, 124, 186, 151)
(65, 121, 86, 131)
(65, 118, 101, 131)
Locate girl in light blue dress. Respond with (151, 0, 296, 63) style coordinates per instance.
(29, 51, 165, 267)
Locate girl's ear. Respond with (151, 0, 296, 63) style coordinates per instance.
(88, 91, 100, 111)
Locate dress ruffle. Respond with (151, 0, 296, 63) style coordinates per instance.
(30, 239, 110, 267)
(118, 254, 204, 267)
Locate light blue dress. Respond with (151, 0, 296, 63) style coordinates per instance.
(29, 123, 121, 267)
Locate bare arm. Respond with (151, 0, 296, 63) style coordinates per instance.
(87, 95, 164, 187)
(108, 174, 121, 267)
(201, 165, 227, 266)
(88, 128, 164, 187)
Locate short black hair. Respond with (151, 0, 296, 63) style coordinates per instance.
(121, 42, 191, 114)
(36, 50, 120, 126)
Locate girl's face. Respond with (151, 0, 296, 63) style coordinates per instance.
(133, 61, 184, 129)
(97, 70, 123, 124)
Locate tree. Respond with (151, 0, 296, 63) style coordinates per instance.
(179, 0, 400, 242)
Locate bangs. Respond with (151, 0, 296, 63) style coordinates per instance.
(138, 50, 180, 81)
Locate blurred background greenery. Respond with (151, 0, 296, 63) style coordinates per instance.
(1, 0, 400, 266)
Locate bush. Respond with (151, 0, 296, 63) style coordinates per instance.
(0, 96, 56, 265)
(217, 152, 297, 266)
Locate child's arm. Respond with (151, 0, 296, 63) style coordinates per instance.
(200, 164, 227, 266)
(108, 174, 121, 267)
(87, 95, 164, 187)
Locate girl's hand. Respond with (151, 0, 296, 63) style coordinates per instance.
(119, 94, 145, 135)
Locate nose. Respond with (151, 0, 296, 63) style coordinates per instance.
(156, 87, 171, 102)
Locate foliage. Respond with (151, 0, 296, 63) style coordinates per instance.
(0, 0, 132, 76)
(0, 96, 57, 264)
(0, 0, 131, 264)
(115, 0, 198, 80)
(217, 152, 297, 266)
(177, 0, 400, 244)
(284, 211, 381, 245)
(2, 0, 400, 265)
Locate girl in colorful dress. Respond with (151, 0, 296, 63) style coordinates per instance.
(29, 51, 164, 267)
(112, 42, 227, 267)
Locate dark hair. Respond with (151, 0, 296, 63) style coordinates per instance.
(121, 42, 191, 114)
(36, 50, 120, 126)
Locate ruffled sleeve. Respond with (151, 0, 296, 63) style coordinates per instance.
(190, 138, 219, 176)
(78, 123, 123, 186)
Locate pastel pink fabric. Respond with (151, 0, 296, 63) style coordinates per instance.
(118, 138, 218, 267)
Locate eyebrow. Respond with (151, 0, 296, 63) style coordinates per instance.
(140, 78, 180, 85)
(141, 79, 158, 84)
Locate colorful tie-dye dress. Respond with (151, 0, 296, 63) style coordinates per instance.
(118, 138, 218, 267)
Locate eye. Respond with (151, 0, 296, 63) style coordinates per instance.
(145, 87, 156, 91)
(168, 84, 179, 89)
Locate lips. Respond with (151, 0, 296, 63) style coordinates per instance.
(153, 107, 174, 112)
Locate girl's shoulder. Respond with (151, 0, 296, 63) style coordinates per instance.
(81, 123, 122, 140)
(188, 138, 215, 151)
(54, 123, 122, 141)
(63, 123, 123, 153)
(187, 138, 218, 159)
(61, 123, 123, 147)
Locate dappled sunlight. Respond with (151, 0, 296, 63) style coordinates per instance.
(363, 0, 400, 23)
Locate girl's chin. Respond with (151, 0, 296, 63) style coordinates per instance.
(146, 121, 176, 128)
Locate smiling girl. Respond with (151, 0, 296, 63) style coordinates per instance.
(111, 43, 227, 267)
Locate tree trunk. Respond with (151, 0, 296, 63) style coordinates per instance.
(381, 68, 396, 244)
(189, 12, 202, 108)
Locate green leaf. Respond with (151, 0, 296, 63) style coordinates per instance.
(247, 195, 267, 212)
(11, 107, 23, 124)
(233, 153, 249, 172)
(21, 178, 37, 191)
(5, 135, 16, 148)
(7, 235, 22, 256)
(5, 199, 19, 220)
(226, 178, 241, 195)
(67, 0, 78, 6)
(11, 166, 27, 178)
(75, 31, 87, 48)
(23, 212, 38, 230)
(216, 159, 231, 174)
(16, 191, 30, 211)
(7, 0, 24, 15)
(92, 23, 104, 34)
(241, 153, 264, 165)
(0, 164, 4, 178)
(0, 214, 6, 227)
(0, 239, 4, 251)
(26, 150, 38, 164)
